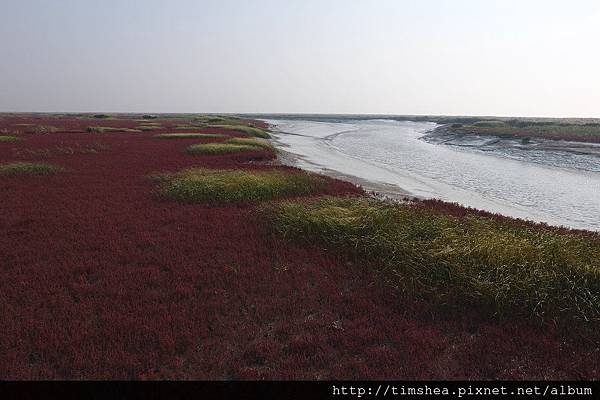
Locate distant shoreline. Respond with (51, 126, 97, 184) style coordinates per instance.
(424, 124, 600, 160)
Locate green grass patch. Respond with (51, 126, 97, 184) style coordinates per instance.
(209, 124, 270, 139)
(154, 133, 226, 140)
(137, 125, 163, 131)
(472, 120, 507, 128)
(86, 126, 141, 133)
(174, 125, 204, 130)
(138, 122, 161, 125)
(157, 168, 325, 204)
(186, 143, 260, 155)
(225, 137, 274, 150)
(264, 196, 600, 325)
(193, 115, 240, 125)
(0, 162, 65, 176)
(0, 135, 20, 142)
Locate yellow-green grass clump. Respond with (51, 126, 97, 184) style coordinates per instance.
(186, 143, 263, 155)
(86, 126, 141, 133)
(174, 125, 204, 130)
(0, 162, 65, 176)
(158, 168, 325, 204)
(0, 135, 20, 142)
(154, 133, 226, 140)
(209, 124, 271, 139)
(225, 137, 274, 150)
(137, 125, 163, 131)
(194, 115, 240, 125)
(264, 196, 600, 325)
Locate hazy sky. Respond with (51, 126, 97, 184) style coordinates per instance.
(1, 0, 599, 117)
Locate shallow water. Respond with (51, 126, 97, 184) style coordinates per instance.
(264, 118, 600, 232)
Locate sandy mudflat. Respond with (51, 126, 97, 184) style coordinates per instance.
(273, 146, 417, 203)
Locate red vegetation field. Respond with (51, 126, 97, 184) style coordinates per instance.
(1, 115, 598, 379)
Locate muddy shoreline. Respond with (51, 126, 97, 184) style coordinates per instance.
(270, 132, 419, 203)
(424, 124, 600, 156)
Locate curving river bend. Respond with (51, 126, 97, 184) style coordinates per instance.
(264, 118, 600, 232)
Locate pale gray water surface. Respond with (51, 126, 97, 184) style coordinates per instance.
(264, 119, 600, 232)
